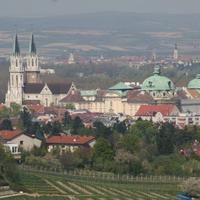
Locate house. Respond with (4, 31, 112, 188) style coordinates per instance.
(135, 104, 180, 123)
(45, 135, 96, 153)
(0, 130, 42, 151)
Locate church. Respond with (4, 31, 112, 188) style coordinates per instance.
(5, 34, 75, 107)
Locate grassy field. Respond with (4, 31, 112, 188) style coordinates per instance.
(1, 171, 182, 200)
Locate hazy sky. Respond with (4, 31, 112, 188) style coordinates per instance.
(1, 0, 200, 17)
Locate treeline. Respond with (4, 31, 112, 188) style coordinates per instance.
(15, 108, 200, 176)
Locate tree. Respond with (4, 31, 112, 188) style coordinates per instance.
(113, 121, 127, 134)
(156, 123, 175, 155)
(72, 116, 83, 134)
(93, 121, 113, 142)
(63, 111, 72, 127)
(128, 120, 158, 144)
(0, 144, 19, 185)
(65, 103, 75, 110)
(20, 107, 32, 131)
(114, 149, 136, 174)
(0, 107, 10, 119)
(0, 119, 13, 130)
(59, 151, 81, 170)
(92, 138, 114, 170)
(10, 103, 21, 117)
(51, 121, 62, 135)
(152, 154, 185, 175)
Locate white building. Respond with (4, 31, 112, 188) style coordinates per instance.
(5, 34, 75, 107)
(0, 130, 42, 152)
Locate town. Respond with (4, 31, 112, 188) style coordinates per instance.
(1, 1, 200, 200)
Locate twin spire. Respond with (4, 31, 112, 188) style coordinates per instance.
(13, 33, 37, 56)
(12, 34, 20, 56)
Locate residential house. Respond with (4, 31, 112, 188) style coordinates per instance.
(45, 135, 96, 153)
(0, 130, 42, 152)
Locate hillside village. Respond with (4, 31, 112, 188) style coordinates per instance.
(1, 33, 200, 199)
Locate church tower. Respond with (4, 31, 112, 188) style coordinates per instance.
(25, 34, 40, 83)
(173, 43, 178, 61)
(5, 34, 24, 106)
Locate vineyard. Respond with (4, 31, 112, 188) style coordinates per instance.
(1, 170, 182, 200)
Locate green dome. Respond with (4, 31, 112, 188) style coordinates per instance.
(141, 65, 175, 91)
(188, 74, 200, 89)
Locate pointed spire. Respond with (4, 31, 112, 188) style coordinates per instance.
(175, 43, 178, 50)
(29, 33, 36, 55)
(12, 34, 20, 56)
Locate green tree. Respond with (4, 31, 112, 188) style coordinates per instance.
(93, 121, 113, 142)
(0, 119, 13, 130)
(113, 121, 127, 134)
(10, 103, 21, 117)
(65, 103, 75, 110)
(72, 116, 83, 134)
(0, 144, 19, 185)
(93, 138, 114, 170)
(128, 120, 158, 144)
(51, 121, 62, 135)
(156, 123, 175, 155)
(20, 107, 32, 131)
(59, 151, 81, 170)
(63, 111, 72, 127)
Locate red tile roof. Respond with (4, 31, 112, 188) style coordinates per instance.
(187, 89, 200, 99)
(135, 104, 178, 117)
(23, 100, 41, 105)
(0, 130, 22, 140)
(46, 135, 95, 145)
(71, 112, 103, 123)
(127, 90, 154, 103)
(60, 90, 84, 103)
(27, 104, 45, 114)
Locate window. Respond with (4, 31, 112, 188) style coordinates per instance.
(32, 59, 34, 66)
(45, 98, 48, 106)
(12, 146, 17, 153)
(20, 141, 23, 145)
(12, 75, 14, 86)
(16, 60, 18, 67)
(16, 75, 18, 87)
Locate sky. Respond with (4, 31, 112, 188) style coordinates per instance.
(1, 0, 200, 17)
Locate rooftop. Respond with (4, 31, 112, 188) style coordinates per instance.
(46, 135, 95, 145)
(135, 104, 178, 117)
(0, 130, 21, 141)
(141, 65, 175, 91)
(109, 82, 133, 91)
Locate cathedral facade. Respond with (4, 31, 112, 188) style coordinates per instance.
(5, 34, 74, 107)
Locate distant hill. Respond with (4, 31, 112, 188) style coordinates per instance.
(1, 12, 200, 32)
(1, 12, 200, 57)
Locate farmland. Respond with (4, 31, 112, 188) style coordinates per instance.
(0, 170, 182, 200)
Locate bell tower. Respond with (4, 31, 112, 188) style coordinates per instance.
(173, 43, 178, 61)
(5, 34, 24, 106)
(25, 34, 40, 83)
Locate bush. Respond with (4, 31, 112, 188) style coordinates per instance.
(182, 178, 200, 198)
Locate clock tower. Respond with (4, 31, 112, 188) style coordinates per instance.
(25, 34, 40, 83)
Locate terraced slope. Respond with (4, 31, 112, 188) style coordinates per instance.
(1, 172, 180, 200)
